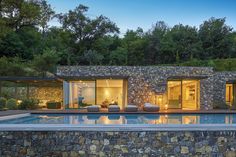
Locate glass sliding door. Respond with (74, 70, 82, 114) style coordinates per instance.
(167, 80, 200, 110)
(63, 79, 128, 109)
(96, 79, 126, 109)
(167, 81, 182, 109)
(64, 81, 96, 109)
(182, 80, 200, 110)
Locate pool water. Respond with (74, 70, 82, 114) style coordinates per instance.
(1, 113, 236, 125)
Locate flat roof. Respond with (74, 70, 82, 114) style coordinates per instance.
(58, 75, 129, 81)
(0, 76, 62, 83)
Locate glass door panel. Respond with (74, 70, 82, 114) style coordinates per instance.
(168, 81, 181, 109)
(182, 80, 199, 110)
(96, 80, 125, 109)
(64, 81, 95, 109)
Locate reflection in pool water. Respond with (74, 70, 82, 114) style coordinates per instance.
(1, 114, 236, 125)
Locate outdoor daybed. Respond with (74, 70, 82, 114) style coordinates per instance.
(87, 105, 100, 112)
(108, 105, 120, 112)
(125, 105, 138, 112)
(143, 103, 160, 112)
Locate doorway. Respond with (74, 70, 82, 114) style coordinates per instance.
(167, 80, 200, 110)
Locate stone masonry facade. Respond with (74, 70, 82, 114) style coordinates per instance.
(1, 131, 236, 156)
(57, 66, 236, 110)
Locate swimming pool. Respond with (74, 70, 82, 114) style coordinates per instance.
(1, 113, 236, 125)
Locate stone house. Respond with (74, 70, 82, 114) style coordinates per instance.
(57, 66, 236, 110)
(0, 66, 236, 110)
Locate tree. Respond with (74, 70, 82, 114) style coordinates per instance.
(109, 47, 128, 65)
(145, 21, 169, 64)
(38, 0, 55, 34)
(199, 17, 233, 59)
(0, 31, 28, 59)
(32, 49, 59, 76)
(81, 50, 104, 65)
(43, 27, 75, 65)
(161, 24, 201, 63)
(57, 4, 119, 55)
(122, 28, 147, 65)
(0, 0, 42, 31)
(0, 56, 29, 76)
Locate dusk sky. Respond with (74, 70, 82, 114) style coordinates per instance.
(48, 0, 236, 34)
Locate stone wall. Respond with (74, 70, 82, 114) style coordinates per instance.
(1, 86, 63, 106)
(1, 131, 236, 156)
(57, 66, 213, 110)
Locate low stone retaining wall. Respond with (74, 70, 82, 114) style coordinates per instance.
(0, 131, 236, 157)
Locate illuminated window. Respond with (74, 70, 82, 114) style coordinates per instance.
(64, 79, 127, 109)
(226, 84, 233, 106)
(96, 79, 127, 110)
(167, 80, 200, 110)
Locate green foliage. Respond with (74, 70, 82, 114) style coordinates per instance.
(0, 97, 7, 110)
(199, 17, 233, 59)
(82, 50, 104, 65)
(0, 1, 236, 69)
(79, 103, 91, 108)
(18, 99, 39, 110)
(57, 4, 119, 57)
(46, 102, 61, 109)
(32, 49, 59, 75)
(6, 98, 17, 110)
(109, 47, 128, 65)
(0, 57, 30, 76)
(178, 58, 236, 71)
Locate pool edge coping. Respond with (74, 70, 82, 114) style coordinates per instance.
(1, 124, 236, 131)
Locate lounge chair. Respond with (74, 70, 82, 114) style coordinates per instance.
(143, 103, 160, 112)
(108, 105, 120, 112)
(125, 105, 138, 112)
(87, 105, 100, 112)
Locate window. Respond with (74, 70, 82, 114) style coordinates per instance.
(64, 81, 95, 109)
(226, 84, 233, 106)
(167, 80, 200, 110)
(64, 79, 127, 109)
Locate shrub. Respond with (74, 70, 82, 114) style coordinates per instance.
(6, 98, 17, 110)
(18, 99, 39, 110)
(213, 101, 230, 109)
(46, 101, 62, 109)
(0, 97, 7, 110)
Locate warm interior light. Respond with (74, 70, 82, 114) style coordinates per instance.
(17, 100, 22, 104)
(165, 104, 168, 110)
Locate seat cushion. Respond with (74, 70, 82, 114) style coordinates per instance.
(143, 104, 160, 112)
(108, 105, 120, 112)
(125, 105, 138, 112)
(87, 105, 100, 112)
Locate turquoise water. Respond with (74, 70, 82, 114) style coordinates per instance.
(1, 113, 236, 125)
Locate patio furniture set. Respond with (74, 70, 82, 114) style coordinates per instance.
(86, 103, 160, 112)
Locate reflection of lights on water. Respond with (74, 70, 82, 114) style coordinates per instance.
(39, 116, 61, 119)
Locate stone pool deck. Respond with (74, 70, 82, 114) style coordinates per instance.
(2, 109, 236, 117)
